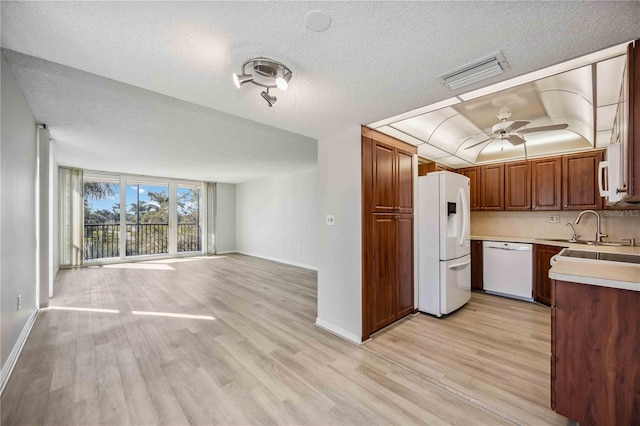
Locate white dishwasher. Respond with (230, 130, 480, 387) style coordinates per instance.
(482, 241, 533, 301)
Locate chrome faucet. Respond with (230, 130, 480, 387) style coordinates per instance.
(574, 210, 607, 243)
(565, 223, 580, 242)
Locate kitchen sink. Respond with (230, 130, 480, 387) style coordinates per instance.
(559, 249, 640, 264)
(544, 239, 629, 246)
(544, 239, 593, 244)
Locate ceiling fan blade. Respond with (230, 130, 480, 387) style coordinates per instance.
(519, 123, 569, 134)
(504, 120, 530, 133)
(464, 137, 494, 150)
(506, 135, 526, 146)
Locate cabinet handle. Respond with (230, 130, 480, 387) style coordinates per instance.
(394, 206, 400, 211)
(394, 215, 400, 220)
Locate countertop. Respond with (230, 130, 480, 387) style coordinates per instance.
(471, 235, 640, 255)
(548, 257, 640, 292)
(470, 234, 640, 290)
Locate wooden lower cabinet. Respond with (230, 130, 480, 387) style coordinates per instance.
(471, 240, 483, 291)
(532, 244, 562, 306)
(551, 280, 639, 424)
(363, 213, 414, 339)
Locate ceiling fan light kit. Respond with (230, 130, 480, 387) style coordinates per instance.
(465, 106, 569, 151)
(232, 57, 292, 107)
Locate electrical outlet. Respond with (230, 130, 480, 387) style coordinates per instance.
(17, 294, 21, 311)
(549, 215, 560, 223)
(325, 215, 335, 226)
(297, 246, 302, 252)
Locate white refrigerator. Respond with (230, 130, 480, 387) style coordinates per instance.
(418, 171, 471, 317)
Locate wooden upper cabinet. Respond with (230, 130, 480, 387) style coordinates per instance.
(531, 157, 562, 210)
(505, 161, 531, 210)
(396, 149, 414, 214)
(371, 140, 396, 213)
(370, 138, 414, 214)
(461, 167, 481, 211)
(627, 39, 639, 199)
(562, 151, 603, 210)
(480, 163, 504, 210)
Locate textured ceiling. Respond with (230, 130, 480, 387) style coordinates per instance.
(1, 1, 639, 182)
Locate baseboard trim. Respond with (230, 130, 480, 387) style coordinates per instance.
(234, 251, 318, 271)
(315, 318, 362, 344)
(0, 308, 39, 394)
(215, 250, 236, 255)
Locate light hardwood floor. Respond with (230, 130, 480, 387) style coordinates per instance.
(1, 254, 563, 425)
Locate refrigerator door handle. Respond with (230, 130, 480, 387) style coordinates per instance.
(448, 259, 471, 269)
(458, 187, 468, 246)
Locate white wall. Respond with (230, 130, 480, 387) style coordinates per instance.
(316, 126, 362, 343)
(215, 183, 236, 254)
(51, 152, 59, 297)
(1, 52, 38, 367)
(236, 168, 318, 269)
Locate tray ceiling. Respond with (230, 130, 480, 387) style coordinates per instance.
(369, 53, 628, 167)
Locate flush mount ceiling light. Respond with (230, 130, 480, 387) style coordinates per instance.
(232, 57, 292, 107)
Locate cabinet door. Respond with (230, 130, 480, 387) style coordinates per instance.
(396, 149, 414, 214)
(396, 215, 414, 318)
(628, 39, 639, 198)
(531, 157, 562, 210)
(562, 151, 603, 210)
(461, 167, 481, 211)
(370, 214, 397, 331)
(480, 163, 504, 210)
(553, 280, 640, 424)
(372, 140, 396, 213)
(470, 240, 483, 291)
(505, 161, 531, 210)
(533, 244, 561, 306)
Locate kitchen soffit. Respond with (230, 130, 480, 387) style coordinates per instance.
(367, 45, 628, 168)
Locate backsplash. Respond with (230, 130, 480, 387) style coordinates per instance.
(471, 210, 640, 241)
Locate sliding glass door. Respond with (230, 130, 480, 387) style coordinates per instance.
(126, 181, 169, 256)
(82, 172, 203, 262)
(177, 185, 202, 252)
(83, 175, 121, 260)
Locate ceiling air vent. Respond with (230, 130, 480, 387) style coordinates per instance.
(437, 52, 510, 90)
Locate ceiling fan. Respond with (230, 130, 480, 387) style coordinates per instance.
(465, 106, 569, 150)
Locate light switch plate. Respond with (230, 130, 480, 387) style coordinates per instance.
(325, 215, 335, 226)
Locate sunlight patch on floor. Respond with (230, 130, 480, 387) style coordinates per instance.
(131, 311, 216, 320)
(46, 306, 120, 314)
(103, 263, 175, 270)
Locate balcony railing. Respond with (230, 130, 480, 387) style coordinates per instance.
(84, 223, 201, 260)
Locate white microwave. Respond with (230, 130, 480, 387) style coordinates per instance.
(599, 143, 625, 204)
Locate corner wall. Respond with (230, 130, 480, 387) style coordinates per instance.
(215, 183, 237, 254)
(1, 52, 38, 369)
(235, 168, 318, 269)
(316, 126, 362, 343)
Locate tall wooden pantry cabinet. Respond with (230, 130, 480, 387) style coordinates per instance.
(361, 128, 416, 340)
